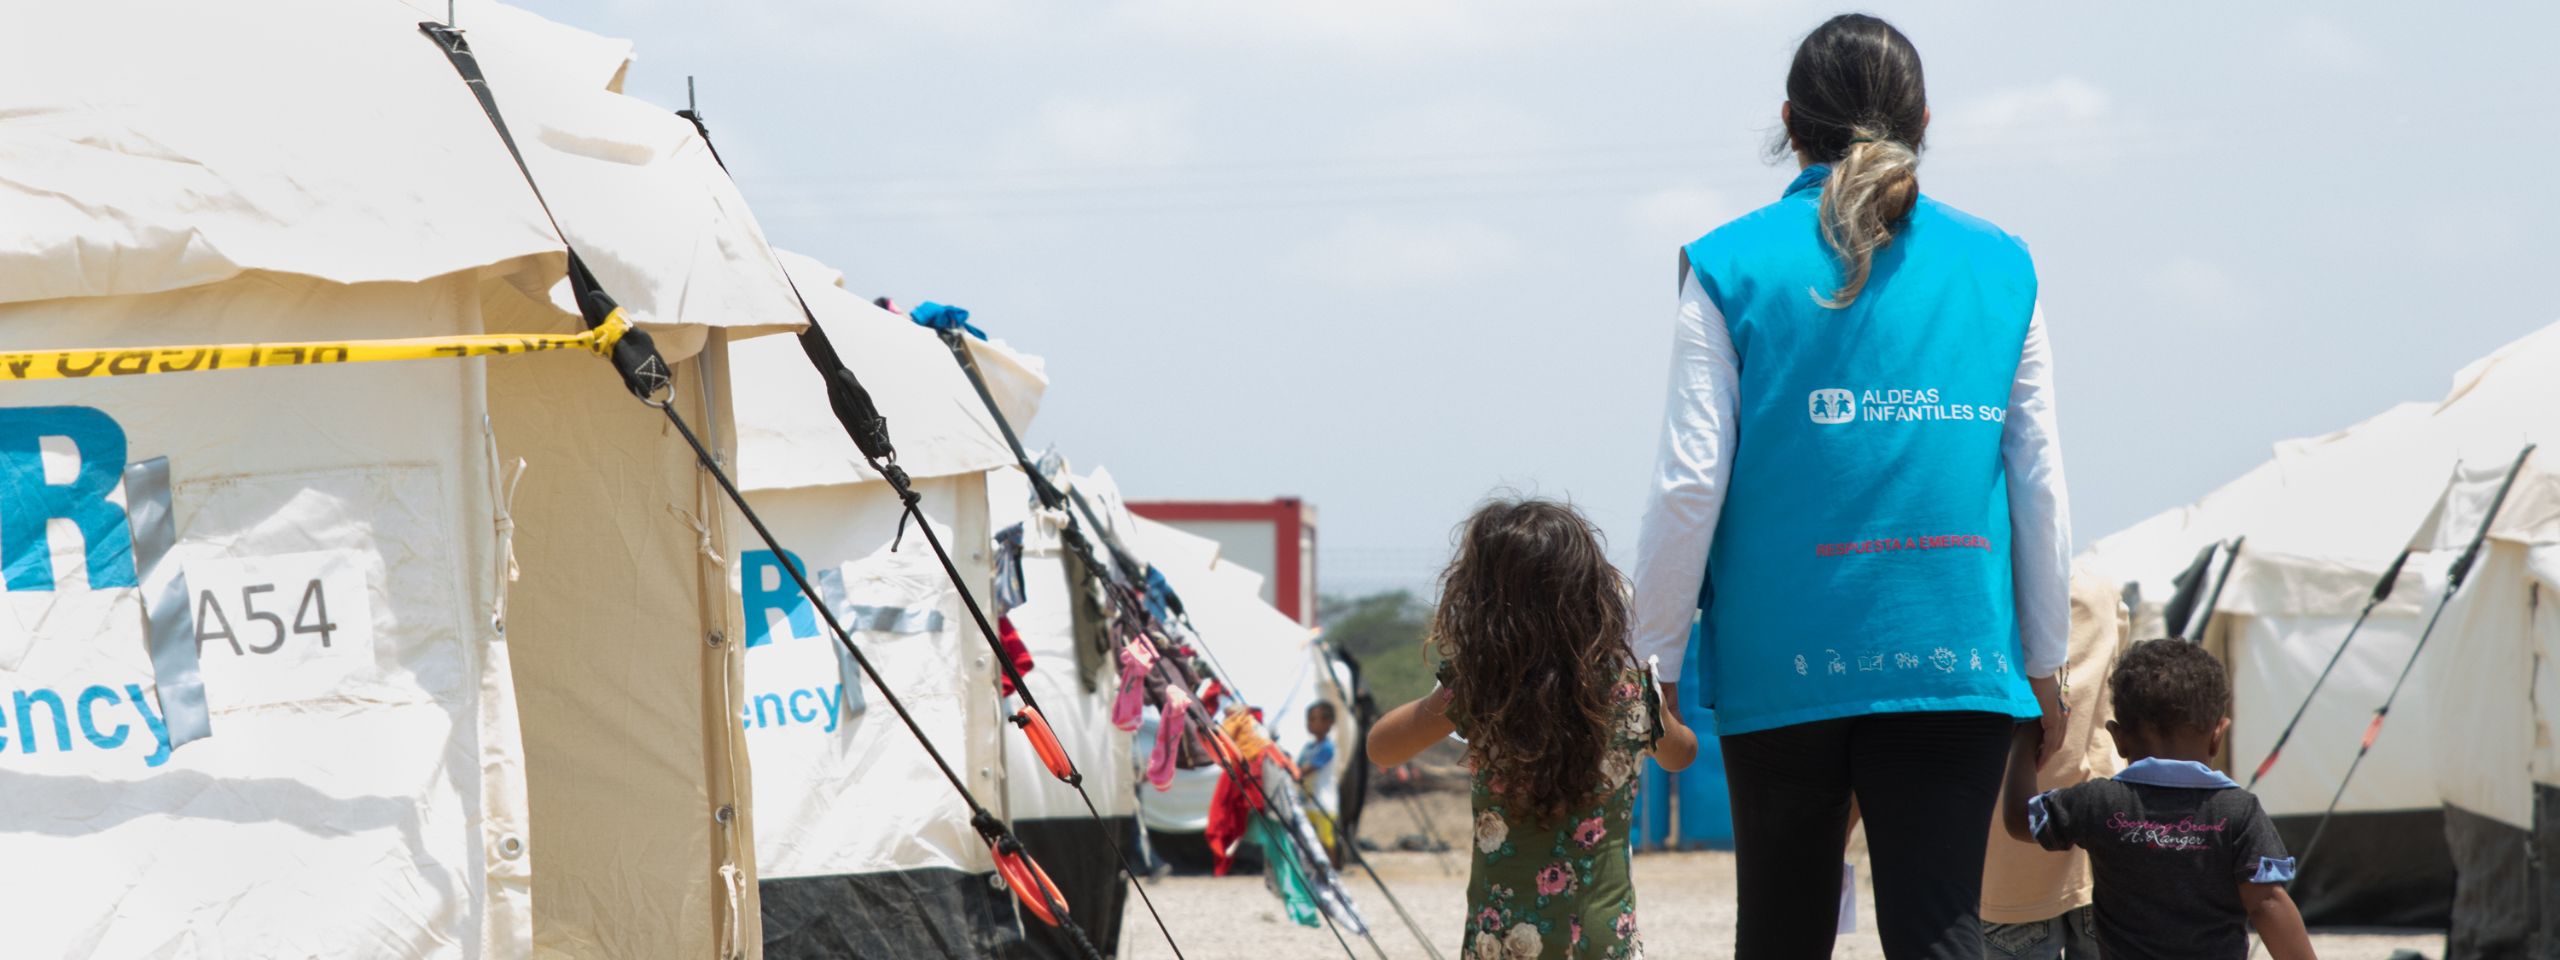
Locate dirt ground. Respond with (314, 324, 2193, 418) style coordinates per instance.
(1117, 788, 2446, 960)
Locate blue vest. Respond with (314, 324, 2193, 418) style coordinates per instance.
(1684, 165, 2040, 735)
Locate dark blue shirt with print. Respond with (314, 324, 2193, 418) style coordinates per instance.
(2030, 758, 2296, 960)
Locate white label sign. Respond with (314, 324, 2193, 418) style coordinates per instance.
(185, 549, 377, 710)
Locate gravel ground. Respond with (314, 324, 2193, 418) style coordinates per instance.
(1117, 788, 2446, 960)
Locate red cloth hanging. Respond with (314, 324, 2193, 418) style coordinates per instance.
(1204, 754, 1267, 876)
(996, 615, 1035, 696)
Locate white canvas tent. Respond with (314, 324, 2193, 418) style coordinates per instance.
(2388, 327, 2560, 959)
(2082, 398, 2463, 923)
(0, 1, 805, 956)
(727, 258, 1129, 959)
(2085, 320, 2560, 934)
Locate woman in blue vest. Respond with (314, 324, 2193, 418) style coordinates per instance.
(1630, 14, 2071, 958)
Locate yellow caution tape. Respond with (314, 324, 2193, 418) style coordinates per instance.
(0, 309, 633, 381)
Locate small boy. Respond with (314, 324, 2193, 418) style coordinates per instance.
(1298, 702, 1341, 860)
(1298, 701, 1339, 779)
(2002, 639, 2317, 960)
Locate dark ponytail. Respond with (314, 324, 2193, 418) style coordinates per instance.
(1778, 14, 1927, 308)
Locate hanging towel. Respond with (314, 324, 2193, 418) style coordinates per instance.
(1112, 637, 1156, 732)
(1146, 689, 1199, 791)
(1249, 815, 1322, 928)
(1206, 759, 1260, 877)
(995, 616, 1034, 696)
(991, 523, 1026, 620)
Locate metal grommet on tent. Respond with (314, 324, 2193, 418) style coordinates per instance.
(714, 805, 735, 825)
(706, 630, 726, 648)
(499, 836, 524, 860)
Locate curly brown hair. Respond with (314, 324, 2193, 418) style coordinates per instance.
(1432, 497, 1632, 826)
(2109, 638, 2232, 737)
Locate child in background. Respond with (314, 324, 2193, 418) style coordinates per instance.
(1370, 497, 1699, 960)
(1980, 562, 2134, 958)
(1299, 702, 1342, 860)
(1299, 702, 1339, 780)
(2003, 639, 2316, 960)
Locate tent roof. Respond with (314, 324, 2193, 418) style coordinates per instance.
(2409, 323, 2560, 552)
(0, 0, 558, 303)
(2083, 401, 2442, 615)
(2090, 320, 2560, 617)
(0, 0, 801, 354)
(428, 0, 803, 346)
(2413, 455, 2560, 552)
(733, 250, 1048, 490)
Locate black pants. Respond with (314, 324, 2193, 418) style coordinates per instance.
(1723, 711, 2016, 960)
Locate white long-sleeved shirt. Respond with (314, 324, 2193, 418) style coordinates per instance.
(1629, 270, 2073, 684)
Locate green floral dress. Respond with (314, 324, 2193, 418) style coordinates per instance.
(1444, 664, 1658, 960)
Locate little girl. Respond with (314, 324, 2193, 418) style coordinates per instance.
(1369, 498, 1701, 960)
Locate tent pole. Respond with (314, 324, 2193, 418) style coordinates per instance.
(2244, 547, 2410, 790)
(2186, 536, 2245, 641)
(665, 107, 1192, 960)
(420, 32, 1109, 957)
(2299, 443, 2536, 871)
(922, 324, 1400, 959)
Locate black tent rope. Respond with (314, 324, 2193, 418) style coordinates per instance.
(1044, 482, 1407, 960)
(1305, 642, 1453, 960)
(655, 407, 1100, 960)
(2298, 443, 2536, 871)
(975, 439, 1378, 960)
(418, 26, 1102, 960)
(932, 328, 1415, 960)
(1117, 576, 1384, 960)
(929, 327, 1374, 955)
(672, 103, 1191, 960)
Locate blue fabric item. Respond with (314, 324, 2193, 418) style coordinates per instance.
(1675, 624, 1736, 848)
(2027, 791, 2053, 840)
(2250, 855, 2299, 884)
(1682, 165, 2041, 735)
(2113, 757, 2240, 790)
(908, 301, 985, 340)
(1144, 567, 1177, 625)
(1297, 739, 1336, 773)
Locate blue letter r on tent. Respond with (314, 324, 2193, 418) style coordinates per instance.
(0, 406, 136, 591)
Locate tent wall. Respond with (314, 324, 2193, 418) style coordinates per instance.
(0, 271, 524, 958)
(491, 339, 756, 959)
(2225, 607, 2455, 925)
(733, 476, 1023, 959)
(2420, 541, 2559, 958)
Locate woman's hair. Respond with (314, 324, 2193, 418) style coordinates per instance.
(2109, 639, 2233, 737)
(1431, 496, 1631, 824)
(1774, 13, 1928, 309)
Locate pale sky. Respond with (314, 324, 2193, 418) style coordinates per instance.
(533, 0, 2559, 595)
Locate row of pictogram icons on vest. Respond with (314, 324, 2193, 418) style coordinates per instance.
(1793, 647, 2009, 676)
